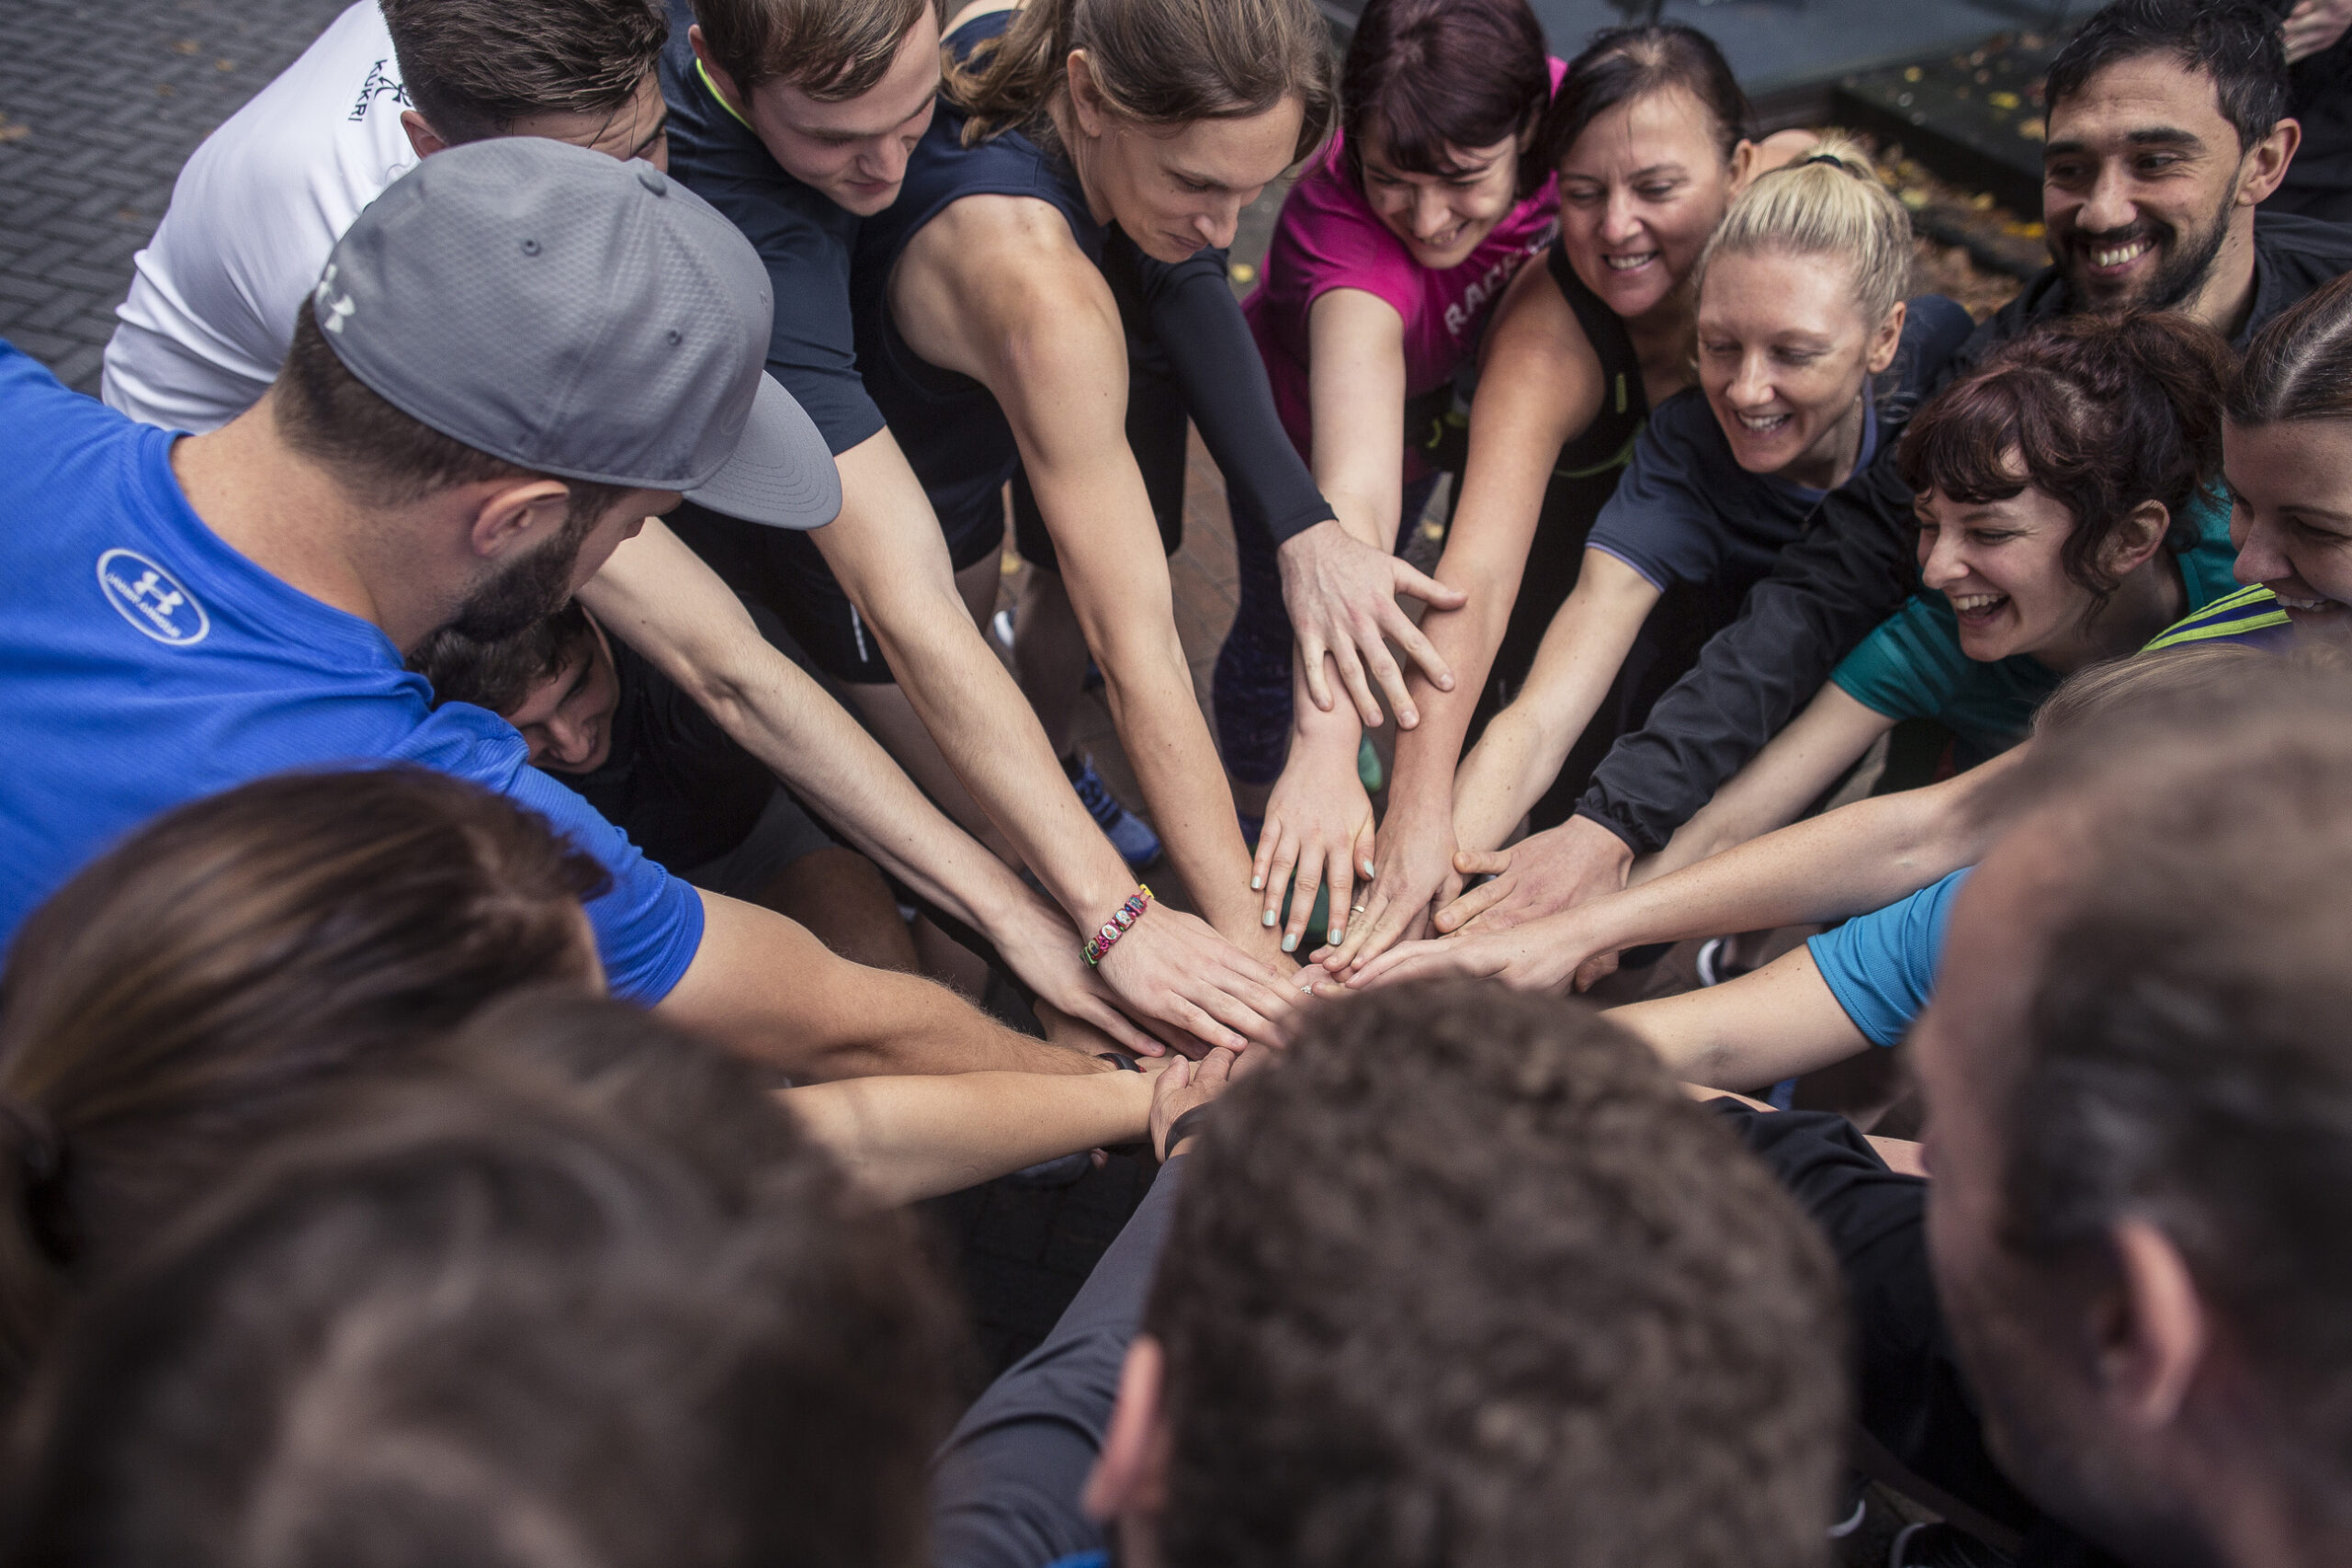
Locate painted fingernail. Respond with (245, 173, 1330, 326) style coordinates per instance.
(1282, 933, 1298, 953)
(1362, 861, 1377, 879)
(1251, 874, 1263, 890)
(1261, 909, 1276, 927)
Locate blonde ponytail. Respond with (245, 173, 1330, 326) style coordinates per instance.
(1694, 136, 1913, 331)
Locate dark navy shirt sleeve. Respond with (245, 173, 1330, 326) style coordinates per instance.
(658, 12, 884, 457)
(1584, 391, 1739, 591)
(1119, 238, 1336, 547)
(930, 1158, 1189, 1568)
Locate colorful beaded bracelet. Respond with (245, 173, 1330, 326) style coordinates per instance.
(1083, 885, 1155, 966)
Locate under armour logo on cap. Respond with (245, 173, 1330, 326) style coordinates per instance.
(313, 263, 356, 334)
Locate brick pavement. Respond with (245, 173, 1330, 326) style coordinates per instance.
(0, 0, 350, 393)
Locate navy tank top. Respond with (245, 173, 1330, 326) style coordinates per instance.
(851, 10, 1102, 539)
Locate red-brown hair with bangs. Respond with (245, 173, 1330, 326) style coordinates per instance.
(1897, 311, 2233, 608)
(1340, 0, 1553, 203)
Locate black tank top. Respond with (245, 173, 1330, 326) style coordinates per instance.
(1476, 236, 1651, 719)
(852, 10, 1102, 539)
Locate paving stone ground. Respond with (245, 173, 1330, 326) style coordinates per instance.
(0, 0, 350, 393)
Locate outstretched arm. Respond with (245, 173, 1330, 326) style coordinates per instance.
(1449, 547, 1661, 855)
(785, 1064, 1156, 1205)
(1607, 946, 1871, 1091)
(1649, 682, 1897, 875)
(1324, 258, 1605, 973)
(585, 521, 1159, 1055)
(1344, 742, 2008, 997)
(660, 889, 1105, 1080)
(893, 195, 1275, 955)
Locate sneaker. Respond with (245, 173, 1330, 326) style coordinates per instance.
(1888, 1522, 2017, 1568)
(990, 606, 1102, 687)
(1694, 935, 1757, 987)
(1070, 756, 1162, 871)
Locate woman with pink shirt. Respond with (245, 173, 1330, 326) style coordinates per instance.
(1216, 0, 1559, 874)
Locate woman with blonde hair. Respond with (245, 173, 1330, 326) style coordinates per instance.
(1427, 141, 1970, 900)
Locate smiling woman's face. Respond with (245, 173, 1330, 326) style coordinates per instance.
(1915, 481, 2095, 664)
(2224, 416, 2352, 650)
(1698, 249, 1894, 485)
(1358, 128, 1527, 272)
(1554, 85, 1736, 321)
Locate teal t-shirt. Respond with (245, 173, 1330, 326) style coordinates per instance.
(1829, 487, 2242, 755)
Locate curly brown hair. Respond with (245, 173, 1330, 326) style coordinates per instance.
(1146, 983, 1847, 1568)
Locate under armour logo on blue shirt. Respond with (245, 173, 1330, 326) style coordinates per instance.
(96, 548, 209, 647)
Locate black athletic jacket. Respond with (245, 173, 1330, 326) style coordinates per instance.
(1573, 209, 2352, 855)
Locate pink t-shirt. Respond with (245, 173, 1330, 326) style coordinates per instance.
(1244, 59, 1564, 482)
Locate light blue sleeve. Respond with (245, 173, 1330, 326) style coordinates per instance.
(1804, 869, 1973, 1047)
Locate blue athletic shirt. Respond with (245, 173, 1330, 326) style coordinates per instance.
(0, 344, 703, 998)
(1805, 869, 1972, 1047)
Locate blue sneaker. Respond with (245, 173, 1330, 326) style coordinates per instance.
(1069, 755, 1162, 871)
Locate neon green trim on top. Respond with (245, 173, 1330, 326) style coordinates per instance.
(1556, 419, 1645, 481)
(2141, 582, 2290, 652)
(696, 58, 753, 131)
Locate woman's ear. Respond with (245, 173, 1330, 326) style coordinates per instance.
(1066, 49, 1110, 140)
(1726, 137, 1761, 196)
(1868, 299, 1908, 376)
(2106, 499, 2174, 579)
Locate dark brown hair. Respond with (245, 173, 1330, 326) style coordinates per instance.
(2, 1069, 960, 1568)
(691, 0, 932, 101)
(411, 601, 597, 716)
(1148, 984, 1845, 1568)
(382, 0, 668, 144)
(1340, 0, 1552, 202)
(1897, 311, 2233, 611)
(2230, 267, 2352, 426)
(1537, 22, 1749, 175)
(2044, 0, 2286, 154)
(0, 768, 606, 1399)
(1976, 670, 2352, 1478)
(276, 306, 628, 524)
(947, 0, 1336, 163)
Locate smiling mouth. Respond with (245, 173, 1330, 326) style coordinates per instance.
(2084, 237, 2153, 269)
(2276, 592, 2340, 613)
(1603, 251, 1658, 273)
(1736, 412, 1791, 434)
(1950, 591, 2008, 619)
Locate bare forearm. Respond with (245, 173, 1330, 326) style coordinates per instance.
(1581, 763, 2000, 953)
(783, 1067, 1149, 1205)
(662, 892, 1101, 1081)
(1093, 618, 1259, 935)
(1607, 949, 1869, 1091)
(862, 598, 1135, 920)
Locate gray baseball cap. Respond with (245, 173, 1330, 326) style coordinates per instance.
(311, 136, 838, 530)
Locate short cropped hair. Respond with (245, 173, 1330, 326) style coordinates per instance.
(1148, 984, 1846, 1568)
(1990, 670, 2352, 1473)
(276, 307, 628, 524)
(692, 0, 931, 101)
(0, 1074, 960, 1568)
(412, 602, 597, 716)
(2044, 0, 2288, 152)
(382, 0, 668, 144)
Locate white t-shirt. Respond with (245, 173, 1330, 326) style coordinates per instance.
(102, 1, 415, 432)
